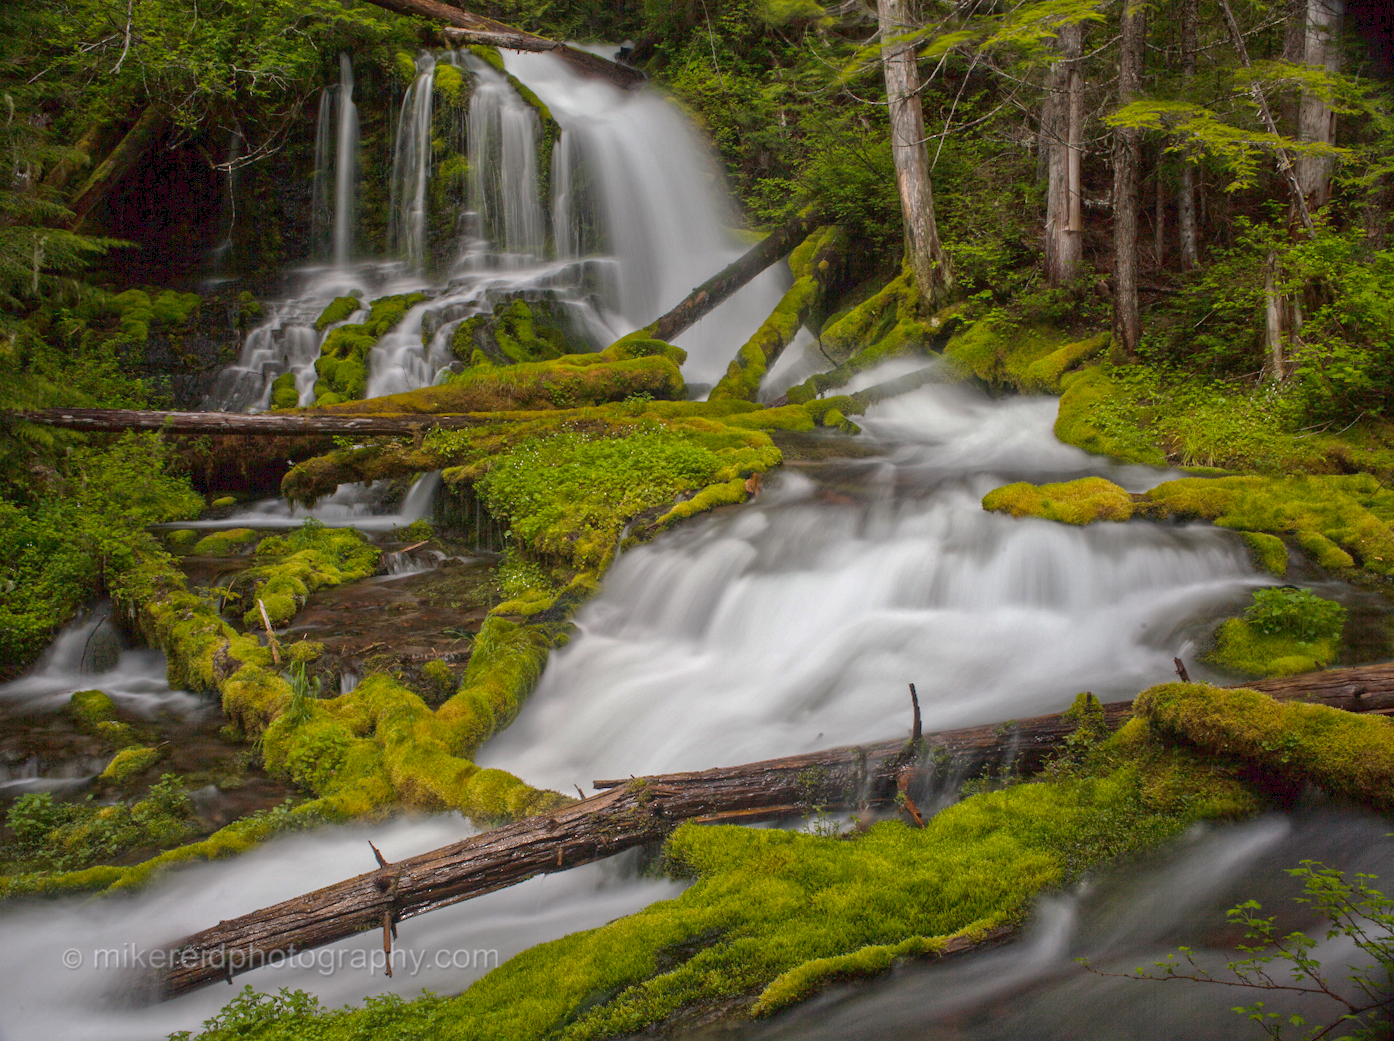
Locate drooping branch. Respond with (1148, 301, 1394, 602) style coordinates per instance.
(354, 0, 645, 88)
(141, 661, 1394, 1001)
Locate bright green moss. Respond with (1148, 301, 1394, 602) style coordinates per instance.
(434, 62, 466, 106)
(238, 523, 380, 628)
(99, 745, 162, 782)
(191, 528, 259, 555)
(468, 44, 507, 74)
(942, 317, 1073, 389)
(210, 496, 236, 509)
(164, 528, 200, 553)
(314, 295, 362, 331)
(150, 290, 200, 326)
(270, 372, 299, 410)
(982, 477, 1135, 525)
(1139, 474, 1394, 579)
(1204, 586, 1345, 678)
(1238, 531, 1289, 576)
(1054, 368, 1169, 466)
(393, 50, 417, 84)
(452, 298, 571, 366)
(1136, 681, 1394, 812)
(68, 689, 115, 727)
(1020, 332, 1110, 392)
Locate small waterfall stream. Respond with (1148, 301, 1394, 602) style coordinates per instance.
(388, 51, 436, 270)
(310, 54, 359, 266)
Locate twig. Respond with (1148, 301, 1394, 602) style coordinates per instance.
(257, 599, 280, 665)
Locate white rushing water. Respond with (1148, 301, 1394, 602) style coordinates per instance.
(310, 54, 360, 267)
(479, 375, 1265, 792)
(171, 470, 442, 532)
(0, 815, 682, 1041)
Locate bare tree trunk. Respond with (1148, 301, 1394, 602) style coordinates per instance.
(877, 0, 953, 304)
(1044, 23, 1084, 285)
(1178, 0, 1199, 269)
(1263, 252, 1286, 379)
(1294, 0, 1344, 213)
(68, 106, 169, 230)
(1112, 0, 1146, 356)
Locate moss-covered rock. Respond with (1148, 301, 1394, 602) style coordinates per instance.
(1204, 586, 1345, 678)
(314, 295, 362, 332)
(190, 528, 260, 556)
(99, 745, 162, 782)
(1238, 531, 1289, 576)
(269, 372, 299, 410)
(68, 689, 115, 727)
(311, 293, 425, 404)
(238, 524, 380, 627)
(982, 477, 1135, 525)
(450, 297, 575, 366)
(1054, 367, 1169, 466)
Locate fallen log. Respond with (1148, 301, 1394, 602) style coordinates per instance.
(358, 0, 645, 88)
(4, 408, 492, 437)
(649, 211, 820, 344)
(143, 660, 1394, 1000)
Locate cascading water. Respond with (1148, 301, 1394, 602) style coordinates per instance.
(310, 53, 359, 266)
(388, 51, 437, 270)
(466, 54, 546, 266)
(478, 374, 1264, 789)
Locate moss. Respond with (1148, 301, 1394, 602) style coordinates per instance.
(1204, 586, 1345, 678)
(1139, 473, 1394, 579)
(164, 528, 200, 553)
(1055, 368, 1169, 466)
(238, 523, 380, 628)
(942, 318, 1074, 390)
(420, 658, 456, 698)
(269, 372, 299, 410)
(982, 477, 1135, 525)
(190, 528, 260, 556)
(1136, 681, 1394, 812)
(452, 298, 574, 366)
(314, 295, 362, 332)
(433, 62, 466, 106)
(1020, 331, 1111, 392)
(210, 496, 236, 509)
(393, 50, 417, 85)
(469, 44, 507, 74)
(1238, 531, 1289, 576)
(310, 294, 424, 404)
(185, 718, 1255, 1040)
(99, 745, 162, 782)
(68, 689, 115, 727)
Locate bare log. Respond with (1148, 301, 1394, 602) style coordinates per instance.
(143, 661, 1394, 1000)
(4, 408, 491, 437)
(648, 211, 819, 344)
(357, 0, 644, 88)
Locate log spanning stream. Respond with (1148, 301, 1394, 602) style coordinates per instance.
(2, 47, 1393, 1041)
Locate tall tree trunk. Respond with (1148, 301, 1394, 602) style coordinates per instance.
(1263, 252, 1286, 379)
(1154, 167, 1166, 270)
(68, 106, 169, 230)
(1112, 0, 1146, 356)
(877, 0, 953, 304)
(1044, 23, 1084, 286)
(1294, 0, 1344, 213)
(1177, 0, 1199, 269)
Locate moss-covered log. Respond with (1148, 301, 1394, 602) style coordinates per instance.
(143, 660, 1394, 1000)
(5, 407, 493, 436)
(67, 105, 170, 229)
(355, 0, 645, 88)
(710, 226, 847, 401)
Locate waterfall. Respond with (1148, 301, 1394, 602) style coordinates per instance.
(310, 54, 359, 265)
(389, 51, 437, 270)
(466, 55, 546, 267)
(333, 53, 359, 267)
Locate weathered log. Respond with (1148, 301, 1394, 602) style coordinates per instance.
(357, 0, 644, 88)
(4, 408, 491, 436)
(649, 211, 820, 344)
(144, 661, 1394, 1000)
(68, 105, 170, 230)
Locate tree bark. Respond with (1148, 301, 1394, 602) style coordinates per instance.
(1294, 0, 1344, 213)
(1111, 0, 1146, 357)
(355, 0, 645, 88)
(67, 106, 170, 230)
(4, 408, 493, 436)
(1177, 0, 1200, 270)
(648, 211, 819, 343)
(44, 117, 126, 193)
(876, 0, 953, 304)
(141, 660, 1394, 1001)
(1044, 23, 1085, 286)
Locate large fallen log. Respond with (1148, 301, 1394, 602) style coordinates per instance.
(3, 408, 492, 437)
(358, 0, 645, 88)
(143, 661, 1394, 1000)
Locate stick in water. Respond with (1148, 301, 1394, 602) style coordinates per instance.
(257, 599, 281, 665)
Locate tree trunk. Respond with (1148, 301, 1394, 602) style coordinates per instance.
(1044, 23, 1084, 286)
(1177, 0, 1199, 269)
(140, 661, 1394, 1001)
(68, 106, 170, 230)
(1111, 0, 1146, 356)
(1263, 252, 1286, 379)
(648, 211, 819, 343)
(44, 117, 126, 192)
(876, 0, 953, 304)
(1294, 0, 1344, 213)
(1154, 167, 1166, 270)
(355, 0, 645, 87)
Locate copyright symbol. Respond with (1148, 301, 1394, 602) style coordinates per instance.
(62, 949, 83, 969)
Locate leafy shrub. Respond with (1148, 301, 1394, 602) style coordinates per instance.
(1245, 587, 1346, 642)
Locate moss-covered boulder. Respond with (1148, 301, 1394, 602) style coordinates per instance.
(312, 293, 425, 404)
(238, 524, 381, 627)
(450, 297, 576, 366)
(982, 477, 1135, 525)
(1204, 586, 1345, 678)
(99, 745, 162, 782)
(190, 528, 260, 556)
